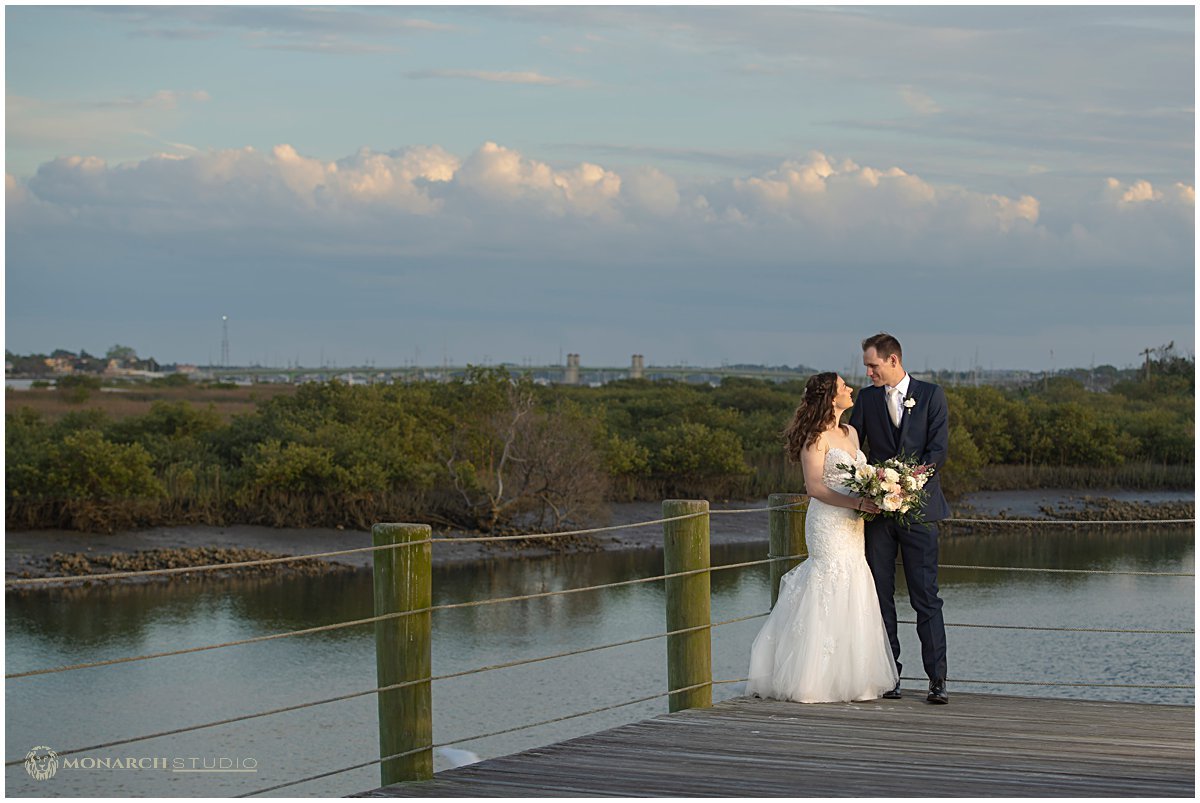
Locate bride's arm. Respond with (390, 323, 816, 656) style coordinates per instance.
(800, 439, 872, 512)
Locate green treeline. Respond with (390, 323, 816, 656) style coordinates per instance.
(6, 360, 1193, 533)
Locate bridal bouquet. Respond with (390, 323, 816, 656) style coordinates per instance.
(837, 456, 935, 524)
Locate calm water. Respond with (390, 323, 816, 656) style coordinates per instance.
(5, 525, 1194, 797)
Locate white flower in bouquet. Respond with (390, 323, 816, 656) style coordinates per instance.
(842, 457, 935, 524)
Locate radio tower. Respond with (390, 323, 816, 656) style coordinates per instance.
(221, 315, 230, 368)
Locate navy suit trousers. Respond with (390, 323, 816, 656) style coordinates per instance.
(865, 516, 948, 681)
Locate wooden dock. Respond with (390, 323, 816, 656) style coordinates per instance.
(358, 692, 1194, 797)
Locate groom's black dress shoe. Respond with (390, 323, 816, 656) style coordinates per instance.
(927, 678, 949, 704)
(882, 682, 902, 700)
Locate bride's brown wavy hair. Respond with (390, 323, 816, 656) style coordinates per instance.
(782, 372, 839, 462)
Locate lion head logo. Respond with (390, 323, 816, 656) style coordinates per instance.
(25, 746, 58, 781)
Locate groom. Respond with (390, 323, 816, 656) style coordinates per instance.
(849, 333, 950, 704)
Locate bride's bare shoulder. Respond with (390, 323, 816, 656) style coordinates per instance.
(843, 423, 861, 448)
(802, 431, 829, 457)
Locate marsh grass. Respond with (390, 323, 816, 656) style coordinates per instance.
(5, 384, 296, 423)
(738, 453, 1190, 502)
(972, 462, 1193, 492)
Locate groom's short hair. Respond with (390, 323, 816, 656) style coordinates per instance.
(862, 332, 902, 361)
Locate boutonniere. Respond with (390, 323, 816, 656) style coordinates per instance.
(903, 398, 917, 413)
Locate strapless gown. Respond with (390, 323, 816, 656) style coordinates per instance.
(746, 447, 898, 703)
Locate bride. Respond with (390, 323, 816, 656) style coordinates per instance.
(746, 372, 899, 703)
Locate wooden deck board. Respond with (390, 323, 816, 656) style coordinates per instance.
(356, 692, 1194, 797)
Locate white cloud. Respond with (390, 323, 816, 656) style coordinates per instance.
(7, 90, 211, 158)
(251, 38, 405, 54)
(406, 69, 587, 87)
(6, 172, 30, 205)
(1108, 177, 1161, 204)
(726, 151, 1045, 246)
(899, 85, 941, 114)
(1104, 177, 1194, 216)
(450, 142, 620, 219)
(93, 89, 211, 110)
(112, 7, 457, 42)
(7, 143, 1191, 278)
(621, 167, 680, 216)
(315, 145, 459, 214)
(988, 193, 1040, 229)
(19, 145, 470, 237)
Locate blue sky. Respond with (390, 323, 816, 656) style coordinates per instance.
(5, 4, 1195, 371)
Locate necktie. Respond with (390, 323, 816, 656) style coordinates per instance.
(886, 387, 901, 428)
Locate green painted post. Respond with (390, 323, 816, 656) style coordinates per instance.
(768, 493, 808, 609)
(663, 499, 712, 713)
(372, 523, 433, 785)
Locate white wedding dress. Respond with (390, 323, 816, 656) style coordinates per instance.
(746, 446, 899, 703)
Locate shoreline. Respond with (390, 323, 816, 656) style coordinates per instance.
(5, 490, 1193, 587)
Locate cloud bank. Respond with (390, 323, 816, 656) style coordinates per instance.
(8, 142, 1191, 275)
(6, 141, 1192, 370)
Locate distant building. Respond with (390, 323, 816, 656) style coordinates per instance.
(630, 354, 645, 380)
(563, 353, 581, 385)
(44, 357, 76, 374)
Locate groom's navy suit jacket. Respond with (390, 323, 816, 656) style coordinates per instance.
(848, 377, 950, 523)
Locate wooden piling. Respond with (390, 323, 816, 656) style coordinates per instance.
(768, 493, 807, 608)
(372, 523, 433, 785)
(662, 499, 711, 713)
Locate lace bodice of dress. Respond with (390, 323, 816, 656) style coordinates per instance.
(822, 446, 866, 497)
(800, 445, 867, 564)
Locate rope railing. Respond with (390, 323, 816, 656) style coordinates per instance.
(715, 675, 1194, 690)
(896, 619, 1193, 635)
(899, 676, 1195, 690)
(2, 506, 754, 588)
(11, 545, 1195, 681)
(7, 504, 1192, 587)
(4, 608, 440, 680)
(2, 554, 806, 681)
(10, 592, 1190, 768)
(12, 598, 1190, 682)
(938, 564, 1193, 577)
(946, 517, 1194, 526)
(237, 680, 715, 797)
(3, 540, 437, 587)
(2, 614, 756, 766)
